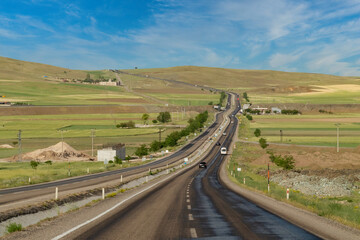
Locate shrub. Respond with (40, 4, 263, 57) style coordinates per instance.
(45, 160, 52, 165)
(269, 153, 295, 170)
(135, 144, 148, 157)
(7, 223, 22, 233)
(116, 120, 135, 128)
(208, 101, 213, 105)
(150, 140, 162, 152)
(254, 128, 261, 137)
(157, 112, 171, 123)
(109, 160, 114, 163)
(246, 115, 253, 121)
(152, 119, 158, 124)
(30, 160, 39, 169)
(259, 138, 268, 149)
(114, 156, 122, 164)
(281, 109, 301, 115)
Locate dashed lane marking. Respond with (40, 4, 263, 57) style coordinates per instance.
(187, 205, 191, 210)
(190, 228, 197, 238)
(188, 214, 194, 220)
(186, 199, 190, 203)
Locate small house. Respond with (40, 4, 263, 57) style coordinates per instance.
(97, 143, 125, 162)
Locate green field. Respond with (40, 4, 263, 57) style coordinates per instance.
(0, 160, 149, 189)
(0, 111, 204, 159)
(240, 114, 360, 147)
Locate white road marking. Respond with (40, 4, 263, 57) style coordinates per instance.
(186, 199, 190, 203)
(52, 167, 187, 240)
(190, 228, 197, 238)
(186, 194, 189, 198)
(188, 214, 194, 220)
(187, 205, 191, 210)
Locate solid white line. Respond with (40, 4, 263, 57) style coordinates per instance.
(187, 205, 191, 210)
(188, 214, 194, 220)
(190, 228, 197, 238)
(52, 168, 186, 240)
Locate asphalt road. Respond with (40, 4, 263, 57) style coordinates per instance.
(65, 100, 320, 240)
(0, 94, 232, 209)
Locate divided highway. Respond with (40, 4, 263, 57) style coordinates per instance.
(60, 94, 320, 240)
(0, 95, 230, 208)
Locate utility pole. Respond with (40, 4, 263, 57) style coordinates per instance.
(280, 130, 283, 143)
(18, 130, 22, 162)
(60, 130, 64, 156)
(335, 123, 340, 152)
(91, 129, 95, 157)
(159, 128, 162, 142)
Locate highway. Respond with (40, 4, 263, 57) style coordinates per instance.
(58, 95, 320, 240)
(0, 95, 231, 209)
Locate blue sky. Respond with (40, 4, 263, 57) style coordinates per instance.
(1, 0, 360, 75)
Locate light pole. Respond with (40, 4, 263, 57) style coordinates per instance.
(335, 123, 340, 153)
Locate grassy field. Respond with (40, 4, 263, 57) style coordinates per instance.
(242, 114, 360, 147)
(0, 111, 204, 159)
(0, 160, 149, 189)
(227, 142, 360, 229)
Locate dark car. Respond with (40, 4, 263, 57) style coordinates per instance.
(216, 142, 221, 146)
(199, 161, 207, 168)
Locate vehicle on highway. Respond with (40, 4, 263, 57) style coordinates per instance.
(220, 147, 227, 155)
(216, 142, 221, 146)
(222, 132, 226, 136)
(199, 161, 207, 168)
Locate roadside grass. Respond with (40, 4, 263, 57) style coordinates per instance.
(6, 222, 22, 233)
(0, 160, 146, 189)
(228, 142, 360, 229)
(148, 93, 219, 106)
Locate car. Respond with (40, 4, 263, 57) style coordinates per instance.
(216, 142, 221, 146)
(222, 132, 226, 136)
(199, 161, 207, 168)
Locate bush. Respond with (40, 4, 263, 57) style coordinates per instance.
(135, 144, 148, 157)
(114, 156, 122, 164)
(125, 155, 131, 161)
(150, 140, 162, 152)
(157, 112, 171, 123)
(30, 160, 39, 169)
(208, 101, 213, 105)
(109, 160, 114, 163)
(254, 128, 261, 137)
(281, 109, 301, 115)
(269, 153, 295, 170)
(116, 120, 135, 128)
(45, 160, 52, 165)
(6, 223, 22, 233)
(246, 115, 253, 121)
(259, 138, 268, 149)
(152, 119, 158, 124)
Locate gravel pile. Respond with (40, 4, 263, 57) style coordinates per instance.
(270, 171, 357, 197)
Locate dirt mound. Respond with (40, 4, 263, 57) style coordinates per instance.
(0, 144, 13, 149)
(14, 142, 90, 161)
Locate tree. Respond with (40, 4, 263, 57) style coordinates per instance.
(135, 144, 148, 157)
(246, 115, 253, 121)
(152, 119, 158, 124)
(141, 113, 149, 125)
(243, 92, 250, 102)
(157, 112, 171, 123)
(254, 128, 261, 137)
(164, 131, 181, 147)
(259, 138, 268, 149)
(85, 73, 91, 82)
(150, 140, 162, 152)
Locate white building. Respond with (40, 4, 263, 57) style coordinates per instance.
(97, 144, 125, 162)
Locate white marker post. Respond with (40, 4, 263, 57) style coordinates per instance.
(28, 177, 31, 184)
(146, 176, 148, 182)
(87, 168, 89, 174)
(243, 178, 246, 184)
(121, 175, 123, 183)
(102, 188, 105, 200)
(55, 187, 58, 200)
(286, 188, 290, 200)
